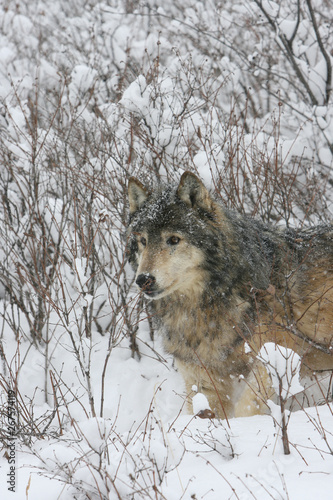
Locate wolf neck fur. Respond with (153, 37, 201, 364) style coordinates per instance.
(151, 286, 250, 371)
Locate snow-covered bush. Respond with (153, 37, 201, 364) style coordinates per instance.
(258, 343, 304, 454)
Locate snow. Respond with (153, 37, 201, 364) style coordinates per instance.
(192, 392, 211, 414)
(258, 342, 304, 399)
(0, 0, 333, 499)
(120, 75, 150, 116)
(278, 19, 298, 41)
(4, 406, 333, 499)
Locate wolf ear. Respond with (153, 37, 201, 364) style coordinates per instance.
(177, 172, 212, 210)
(128, 177, 150, 214)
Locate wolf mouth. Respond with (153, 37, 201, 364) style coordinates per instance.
(139, 282, 177, 300)
(142, 289, 164, 299)
(135, 271, 178, 299)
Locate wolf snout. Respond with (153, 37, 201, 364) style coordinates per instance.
(136, 273, 156, 293)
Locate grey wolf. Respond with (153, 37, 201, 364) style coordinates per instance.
(127, 172, 333, 418)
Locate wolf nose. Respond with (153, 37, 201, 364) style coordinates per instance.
(136, 273, 156, 292)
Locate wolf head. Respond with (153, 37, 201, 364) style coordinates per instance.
(127, 172, 222, 300)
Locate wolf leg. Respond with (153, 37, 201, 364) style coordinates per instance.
(175, 359, 235, 418)
(234, 360, 276, 417)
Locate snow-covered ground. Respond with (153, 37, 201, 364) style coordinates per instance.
(2, 321, 333, 500)
(1, 1, 333, 499)
(2, 326, 333, 499)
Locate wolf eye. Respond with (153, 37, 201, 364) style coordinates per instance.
(167, 236, 180, 246)
(140, 236, 147, 247)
